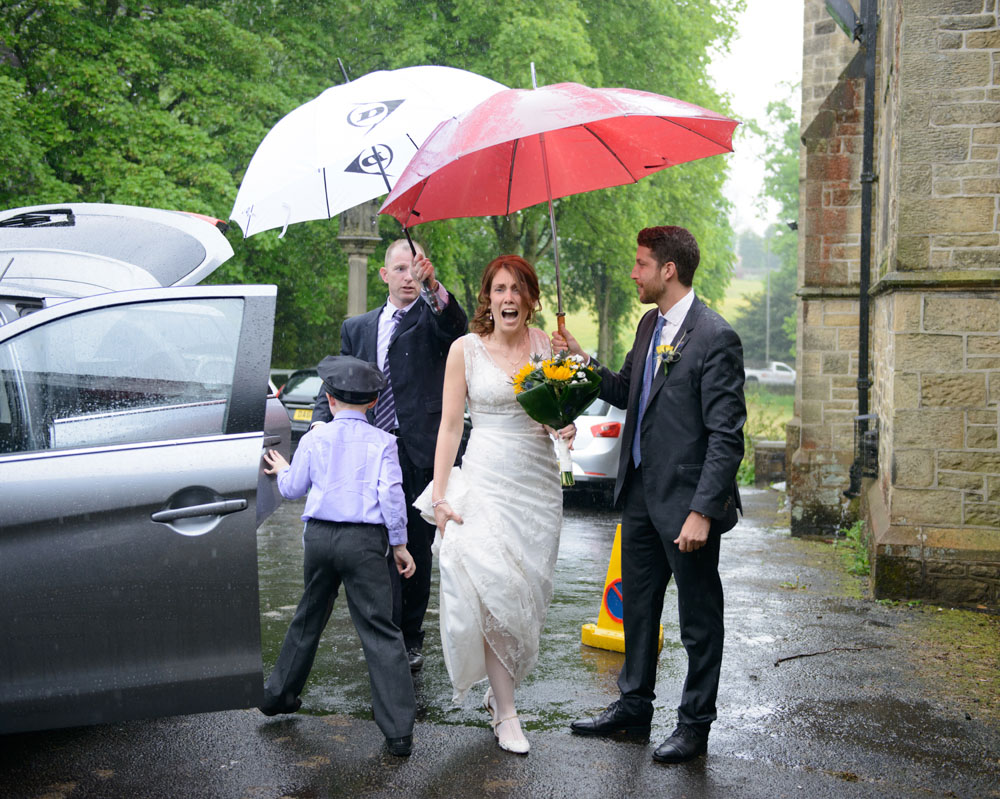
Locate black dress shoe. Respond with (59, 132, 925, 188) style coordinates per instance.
(652, 725, 708, 763)
(569, 700, 651, 738)
(386, 735, 413, 757)
(258, 696, 302, 717)
(407, 647, 424, 673)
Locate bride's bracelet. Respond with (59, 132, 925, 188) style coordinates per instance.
(431, 498, 450, 509)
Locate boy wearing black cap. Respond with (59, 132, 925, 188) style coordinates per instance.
(259, 355, 417, 758)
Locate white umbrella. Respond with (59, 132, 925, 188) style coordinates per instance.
(231, 65, 508, 238)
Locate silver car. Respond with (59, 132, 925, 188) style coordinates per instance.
(0, 203, 289, 734)
(568, 397, 627, 503)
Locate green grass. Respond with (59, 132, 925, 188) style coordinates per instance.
(738, 386, 795, 485)
(746, 386, 794, 423)
(540, 293, 644, 355)
(835, 520, 871, 576)
(544, 275, 765, 354)
(718, 276, 764, 322)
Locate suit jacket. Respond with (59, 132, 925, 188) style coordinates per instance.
(311, 294, 467, 470)
(597, 296, 746, 536)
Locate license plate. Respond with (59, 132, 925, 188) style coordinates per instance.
(293, 408, 312, 421)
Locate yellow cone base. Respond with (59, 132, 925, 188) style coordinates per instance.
(581, 623, 624, 652)
(581, 622, 663, 654)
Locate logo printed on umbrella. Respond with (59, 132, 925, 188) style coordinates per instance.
(346, 100, 405, 131)
(232, 65, 510, 238)
(346, 145, 394, 177)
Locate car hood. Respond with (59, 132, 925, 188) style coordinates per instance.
(0, 203, 234, 297)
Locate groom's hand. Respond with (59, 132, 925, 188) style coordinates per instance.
(674, 511, 711, 553)
(551, 327, 586, 360)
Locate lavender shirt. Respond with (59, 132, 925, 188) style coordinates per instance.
(275, 410, 407, 545)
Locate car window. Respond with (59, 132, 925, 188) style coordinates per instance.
(584, 398, 610, 416)
(283, 373, 323, 401)
(0, 298, 243, 453)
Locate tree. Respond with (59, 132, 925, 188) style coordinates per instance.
(393, 0, 744, 364)
(0, 2, 290, 209)
(0, 1, 340, 364)
(737, 229, 782, 274)
(731, 90, 799, 364)
(1, 0, 744, 367)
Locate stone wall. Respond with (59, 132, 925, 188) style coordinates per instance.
(788, 0, 866, 535)
(797, 0, 1000, 606)
(864, 0, 1000, 606)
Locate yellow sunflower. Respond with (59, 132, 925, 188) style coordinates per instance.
(542, 363, 575, 382)
(512, 362, 536, 394)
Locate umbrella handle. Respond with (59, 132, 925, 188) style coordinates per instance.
(375, 141, 441, 317)
(420, 282, 443, 315)
(402, 226, 442, 316)
(556, 313, 567, 338)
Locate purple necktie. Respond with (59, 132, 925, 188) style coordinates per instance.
(632, 314, 665, 467)
(373, 308, 406, 432)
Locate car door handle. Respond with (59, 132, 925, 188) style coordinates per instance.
(262, 435, 282, 447)
(151, 499, 247, 523)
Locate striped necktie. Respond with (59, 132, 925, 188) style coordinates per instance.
(632, 314, 666, 467)
(373, 308, 406, 432)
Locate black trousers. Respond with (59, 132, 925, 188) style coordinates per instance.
(616, 465, 724, 734)
(263, 519, 415, 739)
(389, 435, 436, 652)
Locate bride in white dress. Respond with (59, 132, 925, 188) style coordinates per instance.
(416, 255, 574, 755)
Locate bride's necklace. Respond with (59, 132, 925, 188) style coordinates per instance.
(489, 330, 530, 375)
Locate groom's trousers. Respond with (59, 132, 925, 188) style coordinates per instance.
(617, 464, 724, 734)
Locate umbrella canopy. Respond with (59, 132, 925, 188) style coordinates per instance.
(231, 66, 508, 238)
(379, 82, 739, 228)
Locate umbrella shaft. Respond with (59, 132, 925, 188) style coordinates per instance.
(539, 131, 563, 315)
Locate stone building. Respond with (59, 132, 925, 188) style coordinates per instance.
(790, 0, 1000, 606)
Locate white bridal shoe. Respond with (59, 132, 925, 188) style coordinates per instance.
(492, 715, 530, 755)
(483, 685, 497, 722)
(483, 685, 530, 754)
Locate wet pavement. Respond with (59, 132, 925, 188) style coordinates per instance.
(2, 486, 998, 798)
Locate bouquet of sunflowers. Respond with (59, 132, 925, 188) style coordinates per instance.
(512, 351, 602, 486)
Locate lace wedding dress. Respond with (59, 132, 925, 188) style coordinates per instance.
(415, 328, 562, 702)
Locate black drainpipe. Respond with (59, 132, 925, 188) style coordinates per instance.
(845, 0, 879, 499)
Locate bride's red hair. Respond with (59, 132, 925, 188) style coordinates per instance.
(469, 255, 542, 335)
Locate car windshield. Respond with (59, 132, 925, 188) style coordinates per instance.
(283, 373, 322, 401)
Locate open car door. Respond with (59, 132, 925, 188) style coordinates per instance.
(0, 285, 280, 733)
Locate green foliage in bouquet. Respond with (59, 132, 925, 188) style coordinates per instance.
(512, 352, 603, 428)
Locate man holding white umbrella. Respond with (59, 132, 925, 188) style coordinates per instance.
(311, 238, 467, 672)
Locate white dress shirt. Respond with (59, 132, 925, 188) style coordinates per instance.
(643, 288, 695, 366)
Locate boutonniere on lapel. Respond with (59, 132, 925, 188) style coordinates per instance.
(655, 332, 686, 376)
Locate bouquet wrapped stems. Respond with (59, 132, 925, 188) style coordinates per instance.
(513, 351, 602, 486)
(553, 436, 575, 486)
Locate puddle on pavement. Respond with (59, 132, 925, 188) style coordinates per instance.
(256, 494, 690, 733)
(256, 486, 1000, 791)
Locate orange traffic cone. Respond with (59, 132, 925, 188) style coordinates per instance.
(581, 524, 663, 653)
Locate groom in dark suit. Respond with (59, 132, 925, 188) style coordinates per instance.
(554, 225, 745, 763)
(311, 239, 467, 672)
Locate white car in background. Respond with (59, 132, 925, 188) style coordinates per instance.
(743, 360, 796, 388)
(567, 397, 626, 504)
